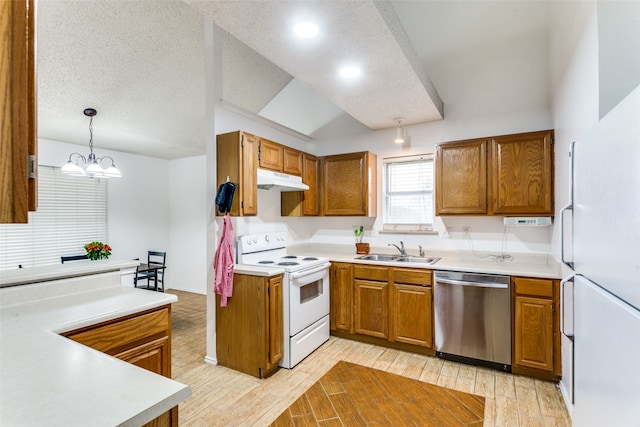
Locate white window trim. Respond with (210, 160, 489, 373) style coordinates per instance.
(382, 154, 435, 233)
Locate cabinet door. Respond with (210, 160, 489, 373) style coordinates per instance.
(267, 275, 283, 367)
(283, 147, 303, 176)
(302, 154, 319, 215)
(354, 279, 388, 339)
(390, 283, 432, 348)
(1, 0, 37, 223)
(330, 263, 353, 332)
(435, 139, 487, 215)
(241, 133, 258, 216)
(258, 138, 284, 172)
(321, 152, 376, 216)
(514, 295, 554, 371)
(115, 336, 171, 377)
(490, 130, 553, 215)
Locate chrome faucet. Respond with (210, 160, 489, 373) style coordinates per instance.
(388, 241, 406, 256)
(419, 245, 425, 257)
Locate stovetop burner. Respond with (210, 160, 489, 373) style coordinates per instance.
(278, 262, 299, 266)
(258, 260, 275, 264)
(302, 257, 318, 261)
(282, 255, 298, 259)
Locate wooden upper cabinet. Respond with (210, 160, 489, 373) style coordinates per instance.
(1, 0, 37, 223)
(435, 130, 554, 216)
(281, 153, 319, 217)
(490, 130, 554, 215)
(216, 131, 258, 216)
(321, 151, 377, 216)
(435, 139, 487, 215)
(283, 147, 303, 176)
(258, 138, 284, 172)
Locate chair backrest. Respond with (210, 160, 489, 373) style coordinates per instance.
(148, 251, 166, 266)
(61, 254, 88, 264)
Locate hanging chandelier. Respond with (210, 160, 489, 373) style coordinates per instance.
(61, 108, 122, 178)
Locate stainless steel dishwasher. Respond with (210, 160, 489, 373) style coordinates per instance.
(434, 271, 511, 371)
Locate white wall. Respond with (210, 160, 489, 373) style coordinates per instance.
(169, 156, 207, 294)
(38, 138, 171, 265)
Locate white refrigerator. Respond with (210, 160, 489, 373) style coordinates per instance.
(561, 85, 640, 426)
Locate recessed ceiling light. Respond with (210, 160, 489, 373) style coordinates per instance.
(293, 22, 318, 38)
(339, 66, 361, 78)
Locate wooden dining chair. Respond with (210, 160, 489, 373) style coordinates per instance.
(61, 254, 88, 263)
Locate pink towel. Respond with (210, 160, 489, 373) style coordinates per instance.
(214, 213, 235, 307)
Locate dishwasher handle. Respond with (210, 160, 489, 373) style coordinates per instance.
(435, 277, 509, 289)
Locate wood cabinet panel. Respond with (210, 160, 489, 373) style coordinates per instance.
(514, 277, 554, 298)
(116, 336, 170, 376)
(283, 147, 303, 176)
(390, 283, 432, 348)
(321, 152, 377, 216)
(512, 276, 560, 380)
(354, 264, 388, 282)
(514, 296, 554, 371)
(216, 273, 283, 378)
(436, 139, 487, 215)
(330, 262, 353, 332)
(491, 130, 554, 215)
(1, 0, 37, 223)
(216, 131, 258, 216)
(354, 279, 388, 339)
(267, 275, 283, 367)
(258, 138, 284, 172)
(281, 153, 319, 216)
(65, 308, 170, 359)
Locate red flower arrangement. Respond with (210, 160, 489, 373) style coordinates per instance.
(84, 241, 112, 260)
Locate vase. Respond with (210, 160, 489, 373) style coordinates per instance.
(355, 243, 370, 254)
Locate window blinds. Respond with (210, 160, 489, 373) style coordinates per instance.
(0, 166, 108, 270)
(383, 155, 434, 228)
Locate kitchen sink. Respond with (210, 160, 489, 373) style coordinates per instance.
(356, 254, 399, 261)
(356, 254, 441, 265)
(396, 256, 441, 265)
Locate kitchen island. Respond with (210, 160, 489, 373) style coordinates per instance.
(0, 260, 191, 427)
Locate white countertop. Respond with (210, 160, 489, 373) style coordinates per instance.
(0, 282, 191, 426)
(0, 258, 140, 288)
(234, 264, 285, 277)
(286, 243, 562, 279)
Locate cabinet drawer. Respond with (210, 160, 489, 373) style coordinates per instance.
(514, 277, 554, 298)
(65, 307, 170, 355)
(392, 268, 432, 286)
(354, 265, 388, 281)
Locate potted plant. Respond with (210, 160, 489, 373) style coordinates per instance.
(84, 241, 112, 260)
(354, 226, 370, 254)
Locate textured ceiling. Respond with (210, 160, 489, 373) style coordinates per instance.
(36, 0, 549, 160)
(187, 0, 444, 130)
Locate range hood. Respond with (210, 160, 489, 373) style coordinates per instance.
(257, 168, 309, 191)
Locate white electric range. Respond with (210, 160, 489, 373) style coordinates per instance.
(237, 232, 330, 368)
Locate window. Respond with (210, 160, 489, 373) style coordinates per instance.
(382, 154, 434, 232)
(0, 166, 108, 270)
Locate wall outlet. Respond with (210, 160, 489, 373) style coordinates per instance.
(462, 226, 471, 233)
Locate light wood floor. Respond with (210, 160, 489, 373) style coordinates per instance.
(168, 290, 571, 427)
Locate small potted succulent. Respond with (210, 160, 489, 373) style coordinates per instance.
(354, 226, 370, 254)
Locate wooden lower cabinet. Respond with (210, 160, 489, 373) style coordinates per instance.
(333, 263, 434, 355)
(216, 273, 283, 378)
(330, 262, 354, 332)
(390, 268, 433, 348)
(512, 276, 561, 380)
(63, 305, 177, 426)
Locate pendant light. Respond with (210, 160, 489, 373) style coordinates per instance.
(394, 118, 405, 144)
(61, 108, 122, 178)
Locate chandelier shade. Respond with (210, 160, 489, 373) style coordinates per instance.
(61, 108, 122, 178)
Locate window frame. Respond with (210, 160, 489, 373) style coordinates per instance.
(382, 154, 435, 233)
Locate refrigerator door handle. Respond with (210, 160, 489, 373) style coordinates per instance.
(560, 274, 575, 340)
(561, 141, 576, 269)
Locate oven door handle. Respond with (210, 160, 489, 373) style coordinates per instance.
(289, 262, 331, 280)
